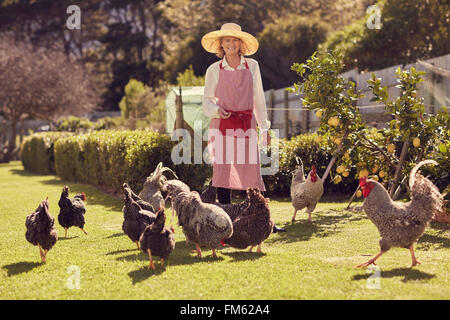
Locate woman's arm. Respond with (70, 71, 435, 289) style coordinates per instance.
(203, 64, 220, 118)
(252, 61, 271, 131)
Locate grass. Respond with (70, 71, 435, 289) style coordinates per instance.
(0, 161, 449, 299)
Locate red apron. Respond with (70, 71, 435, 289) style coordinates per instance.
(207, 59, 265, 191)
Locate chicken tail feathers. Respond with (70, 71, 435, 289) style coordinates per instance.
(409, 160, 445, 222)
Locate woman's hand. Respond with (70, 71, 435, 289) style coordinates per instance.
(261, 130, 271, 146)
(218, 108, 231, 119)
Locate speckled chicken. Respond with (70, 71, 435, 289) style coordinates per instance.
(122, 184, 156, 250)
(123, 183, 155, 212)
(166, 184, 233, 258)
(291, 158, 324, 223)
(138, 162, 178, 210)
(200, 181, 250, 222)
(139, 208, 175, 270)
(58, 186, 87, 237)
(25, 198, 58, 262)
(358, 160, 445, 268)
(224, 188, 274, 253)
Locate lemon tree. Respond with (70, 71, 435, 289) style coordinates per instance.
(289, 51, 365, 183)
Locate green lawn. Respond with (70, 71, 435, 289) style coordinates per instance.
(0, 161, 449, 299)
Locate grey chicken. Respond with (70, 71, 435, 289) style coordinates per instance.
(139, 208, 175, 270)
(58, 186, 87, 237)
(122, 184, 156, 250)
(166, 184, 233, 258)
(357, 160, 445, 268)
(138, 162, 178, 210)
(224, 187, 274, 253)
(25, 198, 58, 262)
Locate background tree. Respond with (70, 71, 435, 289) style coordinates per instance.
(321, 0, 450, 72)
(0, 34, 98, 162)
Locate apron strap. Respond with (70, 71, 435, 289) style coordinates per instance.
(219, 58, 249, 70)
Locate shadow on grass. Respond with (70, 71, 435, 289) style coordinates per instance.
(417, 233, 450, 250)
(221, 251, 265, 262)
(270, 211, 366, 244)
(2, 261, 43, 276)
(128, 266, 166, 284)
(58, 236, 79, 241)
(105, 232, 126, 239)
(106, 248, 138, 256)
(352, 267, 436, 283)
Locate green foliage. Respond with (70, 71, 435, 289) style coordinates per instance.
(256, 14, 330, 89)
(119, 79, 147, 119)
(321, 0, 450, 72)
(20, 132, 72, 174)
(176, 65, 205, 86)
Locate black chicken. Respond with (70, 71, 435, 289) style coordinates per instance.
(123, 183, 155, 212)
(139, 208, 175, 270)
(224, 187, 274, 253)
(58, 186, 87, 238)
(122, 184, 156, 250)
(25, 198, 58, 262)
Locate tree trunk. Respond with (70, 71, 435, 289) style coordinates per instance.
(389, 137, 410, 197)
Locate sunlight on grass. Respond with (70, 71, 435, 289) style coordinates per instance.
(0, 161, 449, 299)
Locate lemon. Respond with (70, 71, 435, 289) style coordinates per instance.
(344, 152, 350, 160)
(342, 170, 349, 177)
(372, 175, 379, 181)
(336, 165, 346, 174)
(334, 175, 342, 184)
(372, 166, 378, 174)
(316, 109, 323, 118)
(387, 144, 395, 153)
(413, 137, 420, 148)
(315, 136, 323, 143)
(334, 137, 342, 145)
(379, 170, 386, 178)
(359, 169, 369, 178)
(328, 117, 340, 127)
(356, 190, 362, 198)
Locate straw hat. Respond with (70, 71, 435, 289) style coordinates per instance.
(201, 23, 259, 56)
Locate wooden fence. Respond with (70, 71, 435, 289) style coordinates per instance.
(266, 54, 450, 139)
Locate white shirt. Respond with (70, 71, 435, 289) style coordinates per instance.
(203, 55, 271, 131)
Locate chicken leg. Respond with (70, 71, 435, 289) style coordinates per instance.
(80, 228, 88, 235)
(256, 243, 262, 253)
(147, 249, 155, 270)
(409, 244, 421, 267)
(194, 243, 202, 258)
(135, 241, 140, 250)
(212, 248, 217, 258)
(64, 228, 68, 238)
(357, 251, 386, 268)
(38, 244, 45, 262)
(160, 258, 165, 268)
(291, 210, 298, 223)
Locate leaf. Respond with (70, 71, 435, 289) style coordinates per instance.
(439, 143, 447, 153)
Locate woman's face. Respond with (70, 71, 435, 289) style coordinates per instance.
(221, 37, 241, 56)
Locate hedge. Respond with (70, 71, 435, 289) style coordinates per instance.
(21, 130, 363, 196)
(20, 132, 73, 174)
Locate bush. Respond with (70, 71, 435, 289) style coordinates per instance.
(263, 133, 358, 196)
(20, 132, 72, 174)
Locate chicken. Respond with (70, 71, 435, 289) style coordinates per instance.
(122, 184, 156, 250)
(224, 187, 274, 253)
(58, 186, 87, 237)
(123, 183, 155, 212)
(200, 181, 217, 203)
(139, 208, 175, 270)
(357, 160, 445, 268)
(290, 158, 324, 223)
(138, 162, 178, 211)
(166, 184, 233, 258)
(25, 198, 58, 262)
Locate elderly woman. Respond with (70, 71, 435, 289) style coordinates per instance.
(201, 23, 285, 232)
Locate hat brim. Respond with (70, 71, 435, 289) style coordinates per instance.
(201, 30, 259, 56)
